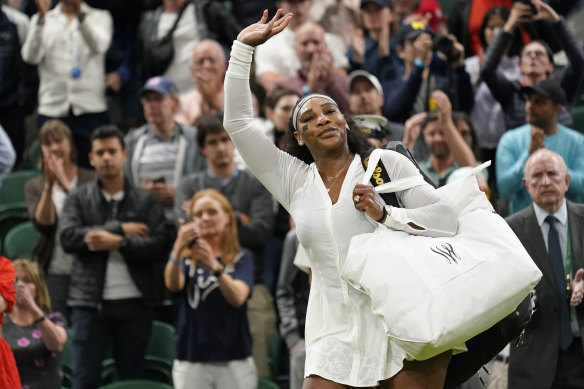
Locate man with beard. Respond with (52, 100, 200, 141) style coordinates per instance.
(276, 21, 349, 113)
(414, 90, 477, 187)
(496, 79, 584, 215)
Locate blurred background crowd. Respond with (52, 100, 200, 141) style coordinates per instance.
(0, 0, 583, 388)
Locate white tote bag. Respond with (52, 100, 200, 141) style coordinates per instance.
(340, 150, 542, 360)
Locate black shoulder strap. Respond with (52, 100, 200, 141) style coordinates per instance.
(361, 142, 437, 209)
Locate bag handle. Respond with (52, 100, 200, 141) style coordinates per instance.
(361, 148, 426, 193)
(163, 0, 190, 41)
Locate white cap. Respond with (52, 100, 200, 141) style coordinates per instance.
(348, 70, 384, 97)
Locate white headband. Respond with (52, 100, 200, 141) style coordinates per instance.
(292, 94, 339, 131)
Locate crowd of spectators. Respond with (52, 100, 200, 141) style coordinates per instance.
(0, 0, 583, 388)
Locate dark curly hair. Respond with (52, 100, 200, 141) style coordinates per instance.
(283, 104, 371, 165)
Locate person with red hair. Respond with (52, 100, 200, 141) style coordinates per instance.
(0, 256, 20, 389)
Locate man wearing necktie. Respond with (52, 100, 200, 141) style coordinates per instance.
(506, 148, 584, 388)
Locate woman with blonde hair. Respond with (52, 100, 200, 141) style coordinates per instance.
(5, 259, 68, 389)
(165, 189, 256, 389)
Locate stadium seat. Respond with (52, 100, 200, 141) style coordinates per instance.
(98, 379, 173, 389)
(0, 203, 29, 255)
(572, 105, 584, 134)
(258, 378, 280, 389)
(3, 221, 38, 259)
(0, 170, 41, 204)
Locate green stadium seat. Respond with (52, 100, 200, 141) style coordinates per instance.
(3, 221, 38, 259)
(0, 170, 41, 204)
(258, 378, 280, 389)
(98, 379, 173, 389)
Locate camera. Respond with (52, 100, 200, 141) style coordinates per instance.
(433, 35, 460, 63)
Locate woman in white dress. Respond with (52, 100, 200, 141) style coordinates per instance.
(224, 10, 458, 389)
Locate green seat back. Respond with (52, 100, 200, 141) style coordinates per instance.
(98, 379, 173, 389)
(258, 378, 279, 389)
(0, 170, 41, 204)
(4, 221, 38, 259)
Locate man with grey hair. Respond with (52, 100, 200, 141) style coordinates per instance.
(175, 39, 227, 126)
(506, 148, 584, 388)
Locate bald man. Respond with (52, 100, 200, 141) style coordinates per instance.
(506, 149, 584, 388)
(175, 39, 227, 126)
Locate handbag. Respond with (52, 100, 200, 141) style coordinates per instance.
(143, 1, 189, 80)
(340, 149, 542, 360)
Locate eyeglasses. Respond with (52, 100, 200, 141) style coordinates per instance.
(523, 50, 547, 58)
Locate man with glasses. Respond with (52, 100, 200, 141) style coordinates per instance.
(480, 0, 584, 130)
(124, 76, 206, 222)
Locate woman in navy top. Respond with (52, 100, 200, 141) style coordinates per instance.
(165, 188, 256, 389)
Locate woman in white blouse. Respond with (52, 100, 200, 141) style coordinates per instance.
(224, 10, 458, 389)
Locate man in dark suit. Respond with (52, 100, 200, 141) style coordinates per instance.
(506, 148, 584, 388)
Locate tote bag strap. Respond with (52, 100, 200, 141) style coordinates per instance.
(362, 148, 427, 193)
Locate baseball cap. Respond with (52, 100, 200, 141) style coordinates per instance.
(521, 79, 567, 106)
(348, 70, 384, 97)
(139, 76, 178, 97)
(397, 21, 434, 46)
(412, 0, 444, 32)
(361, 0, 393, 8)
(354, 114, 388, 140)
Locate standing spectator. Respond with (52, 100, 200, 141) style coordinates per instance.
(137, 0, 240, 94)
(59, 126, 172, 389)
(21, 0, 113, 169)
(409, 91, 477, 187)
(175, 39, 227, 127)
(0, 5, 38, 166)
(276, 21, 350, 112)
(506, 149, 584, 388)
(0, 124, 16, 192)
(276, 229, 310, 389)
(5, 259, 68, 389)
(348, 70, 404, 141)
(254, 0, 348, 92)
(0, 256, 19, 389)
(347, 0, 403, 83)
(480, 1, 584, 130)
(25, 120, 94, 319)
(382, 21, 474, 124)
(165, 189, 256, 389)
(496, 79, 584, 214)
(173, 114, 276, 378)
(125, 76, 206, 222)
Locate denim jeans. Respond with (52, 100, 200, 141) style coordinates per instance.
(70, 298, 152, 389)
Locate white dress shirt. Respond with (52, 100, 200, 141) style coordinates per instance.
(21, 2, 113, 117)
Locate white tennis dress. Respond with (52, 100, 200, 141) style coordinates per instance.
(224, 40, 458, 387)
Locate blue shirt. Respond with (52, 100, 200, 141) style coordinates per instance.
(175, 250, 254, 362)
(496, 123, 584, 214)
(346, 35, 403, 84)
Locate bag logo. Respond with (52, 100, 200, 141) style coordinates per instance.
(430, 243, 461, 264)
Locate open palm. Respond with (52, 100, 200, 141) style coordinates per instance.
(237, 9, 293, 47)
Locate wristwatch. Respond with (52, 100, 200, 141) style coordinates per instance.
(213, 265, 225, 279)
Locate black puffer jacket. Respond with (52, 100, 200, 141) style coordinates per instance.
(59, 178, 172, 308)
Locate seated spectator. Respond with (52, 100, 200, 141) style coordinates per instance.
(0, 5, 38, 166)
(263, 87, 301, 150)
(275, 229, 310, 389)
(165, 189, 256, 389)
(25, 120, 94, 319)
(175, 39, 227, 127)
(0, 256, 19, 389)
(480, 1, 584, 130)
(276, 21, 350, 113)
(348, 70, 404, 141)
(407, 90, 477, 187)
(21, 0, 113, 168)
(346, 0, 403, 83)
(137, 0, 239, 94)
(59, 125, 172, 389)
(496, 79, 584, 214)
(382, 21, 474, 124)
(125, 76, 206, 222)
(5, 259, 67, 389)
(0, 124, 16, 192)
(254, 0, 348, 92)
(465, 6, 523, 169)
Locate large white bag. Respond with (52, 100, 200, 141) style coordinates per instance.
(340, 150, 542, 360)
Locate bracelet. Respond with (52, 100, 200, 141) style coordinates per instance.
(168, 257, 181, 266)
(33, 314, 46, 325)
(375, 207, 388, 224)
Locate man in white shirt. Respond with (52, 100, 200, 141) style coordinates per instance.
(21, 0, 113, 168)
(254, 0, 348, 92)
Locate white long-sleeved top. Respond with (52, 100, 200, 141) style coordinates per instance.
(21, 3, 112, 117)
(224, 40, 457, 386)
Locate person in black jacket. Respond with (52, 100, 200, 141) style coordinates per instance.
(59, 125, 172, 389)
(480, 0, 584, 130)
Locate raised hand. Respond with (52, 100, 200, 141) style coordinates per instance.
(529, 126, 545, 154)
(532, 0, 560, 23)
(237, 9, 293, 47)
(504, 2, 533, 33)
(403, 112, 427, 150)
(432, 90, 453, 125)
(36, 0, 50, 19)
